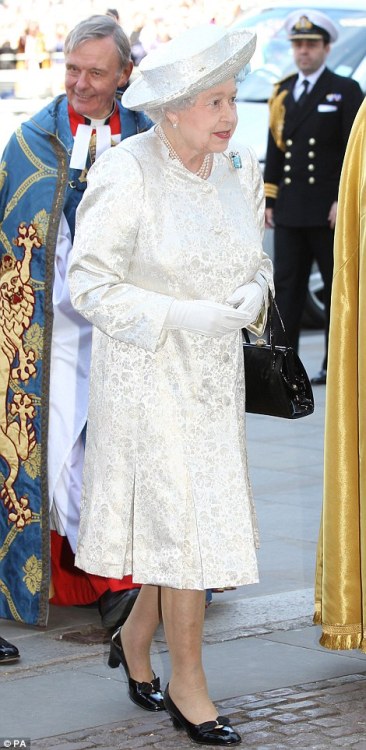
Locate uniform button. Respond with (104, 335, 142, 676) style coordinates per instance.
(308, 177, 315, 184)
(285, 151, 292, 159)
(308, 151, 315, 158)
(308, 164, 315, 171)
(284, 177, 291, 185)
(284, 165, 291, 172)
(308, 137, 316, 145)
(285, 139, 293, 146)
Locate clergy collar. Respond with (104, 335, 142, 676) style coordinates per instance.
(68, 102, 121, 170)
(68, 103, 118, 135)
(83, 107, 115, 128)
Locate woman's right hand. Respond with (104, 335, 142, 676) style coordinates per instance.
(164, 299, 251, 337)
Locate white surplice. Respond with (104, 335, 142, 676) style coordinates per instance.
(49, 118, 121, 552)
(48, 213, 92, 552)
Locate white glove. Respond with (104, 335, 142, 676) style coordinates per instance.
(164, 298, 250, 337)
(226, 273, 266, 324)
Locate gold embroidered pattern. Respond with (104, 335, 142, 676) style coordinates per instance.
(24, 442, 41, 480)
(0, 224, 40, 528)
(0, 578, 22, 620)
(24, 322, 43, 359)
(23, 554, 42, 595)
(0, 160, 7, 191)
(31, 209, 49, 246)
(2, 130, 57, 222)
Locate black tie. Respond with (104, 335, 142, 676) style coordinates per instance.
(297, 79, 309, 106)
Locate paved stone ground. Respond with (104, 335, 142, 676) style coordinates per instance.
(33, 671, 366, 750)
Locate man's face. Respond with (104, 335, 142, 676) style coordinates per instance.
(291, 38, 330, 76)
(65, 36, 132, 119)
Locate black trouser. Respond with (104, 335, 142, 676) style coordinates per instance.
(273, 225, 334, 370)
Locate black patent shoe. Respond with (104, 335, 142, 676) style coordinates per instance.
(0, 636, 20, 664)
(108, 627, 165, 712)
(164, 684, 241, 745)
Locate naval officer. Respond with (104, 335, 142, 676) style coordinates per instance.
(264, 9, 363, 384)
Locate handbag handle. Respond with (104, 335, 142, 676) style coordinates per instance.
(268, 290, 289, 348)
(243, 290, 290, 362)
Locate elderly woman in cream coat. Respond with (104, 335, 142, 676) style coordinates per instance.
(69, 24, 273, 747)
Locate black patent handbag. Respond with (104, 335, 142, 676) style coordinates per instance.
(243, 292, 314, 419)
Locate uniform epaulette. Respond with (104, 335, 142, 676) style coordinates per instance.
(267, 73, 296, 152)
(270, 72, 294, 96)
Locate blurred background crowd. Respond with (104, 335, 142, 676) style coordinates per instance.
(0, 0, 251, 71)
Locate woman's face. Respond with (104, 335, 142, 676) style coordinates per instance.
(171, 78, 238, 156)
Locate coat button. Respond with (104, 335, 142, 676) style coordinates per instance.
(285, 139, 293, 146)
(308, 137, 316, 145)
(284, 177, 291, 184)
(308, 151, 315, 158)
(308, 164, 315, 171)
(285, 151, 292, 159)
(308, 177, 315, 184)
(284, 165, 291, 172)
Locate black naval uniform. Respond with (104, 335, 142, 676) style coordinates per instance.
(264, 67, 363, 368)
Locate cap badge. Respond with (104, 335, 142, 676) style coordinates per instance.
(294, 15, 313, 32)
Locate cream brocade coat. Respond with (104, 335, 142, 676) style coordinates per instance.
(69, 128, 273, 589)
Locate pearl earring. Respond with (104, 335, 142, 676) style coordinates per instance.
(172, 122, 178, 129)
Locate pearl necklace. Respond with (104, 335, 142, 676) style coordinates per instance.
(156, 124, 212, 180)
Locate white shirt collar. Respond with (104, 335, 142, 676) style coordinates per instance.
(296, 64, 326, 93)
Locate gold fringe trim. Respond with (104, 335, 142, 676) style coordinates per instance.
(319, 632, 362, 651)
(322, 621, 362, 636)
(314, 608, 366, 651)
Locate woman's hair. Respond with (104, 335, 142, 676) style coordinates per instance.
(141, 68, 250, 122)
(144, 96, 197, 124)
(64, 14, 131, 70)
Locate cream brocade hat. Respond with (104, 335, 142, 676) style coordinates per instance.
(122, 24, 257, 112)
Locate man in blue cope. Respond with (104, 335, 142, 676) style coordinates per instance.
(264, 9, 363, 385)
(0, 15, 151, 630)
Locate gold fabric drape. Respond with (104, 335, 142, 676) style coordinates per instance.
(314, 98, 366, 652)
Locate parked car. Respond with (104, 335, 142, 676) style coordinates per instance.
(234, 1, 366, 327)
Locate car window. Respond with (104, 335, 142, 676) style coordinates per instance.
(328, 26, 366, 76)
